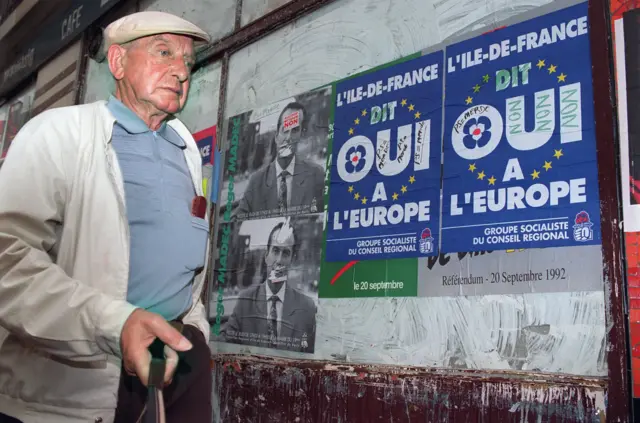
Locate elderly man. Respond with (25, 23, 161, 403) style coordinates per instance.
(0, 11, 212, 423)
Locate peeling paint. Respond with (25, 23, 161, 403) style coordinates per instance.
(213, 355, 607, 422)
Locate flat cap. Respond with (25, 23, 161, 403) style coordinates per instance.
(103, 11, 210, 55)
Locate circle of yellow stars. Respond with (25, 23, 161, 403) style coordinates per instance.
(346, 99, 422, 204)
(467, 148, 564, 186)
(464, 57, 568, 185)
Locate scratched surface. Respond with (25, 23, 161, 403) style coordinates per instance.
(212, 355, 607, 422)
(138, 0, 236, 44)
(82, 59, 116, 105)
(224, 0, 555, 118)
(175, 61, 222, 132)
(212, 291, 607, 376)
(213, 0, 607, 378)
(241, 0, 295, 26)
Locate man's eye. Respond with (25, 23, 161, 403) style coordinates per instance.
(159, 50, 170, 57)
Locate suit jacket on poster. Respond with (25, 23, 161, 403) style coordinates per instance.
(234, 157, 324, 219)
(223, 283, 317, 353)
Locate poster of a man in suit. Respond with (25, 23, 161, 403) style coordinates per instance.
(218, 217, 319, 353)
(219, 87, 330, 221)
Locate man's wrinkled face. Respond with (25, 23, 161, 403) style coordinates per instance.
(120, 33, 195, 115)
(265, 224, 295, 283)
(275, 107, 304, 158)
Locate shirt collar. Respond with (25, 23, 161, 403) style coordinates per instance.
(265, 282, 286, 304)
(274, 155, 296, 177)
(106, 95, 186, 148)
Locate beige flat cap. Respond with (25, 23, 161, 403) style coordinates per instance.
(103, 11, 210, 55)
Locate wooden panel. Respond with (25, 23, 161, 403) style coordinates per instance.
(212, 355, 607, 422)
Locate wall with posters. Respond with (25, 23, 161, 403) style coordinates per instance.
(209, 0, 608, 382)
(74, 0, 618, 419)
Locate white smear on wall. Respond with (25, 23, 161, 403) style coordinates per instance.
(176, 61, 222, 133)
(139, 0, 236, 44)
(212, 291, 606, 376)
(241, 0, 295, 26)
(225, 0, 553, 117)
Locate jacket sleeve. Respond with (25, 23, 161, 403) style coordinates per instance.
(182, 269, 210, 344)
(0, 112, 138, 361)
(182, 297, 210, 343)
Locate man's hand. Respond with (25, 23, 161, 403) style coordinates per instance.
(121, 309, 192, 386)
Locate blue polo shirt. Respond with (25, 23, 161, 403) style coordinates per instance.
(107, 96, 208, 321)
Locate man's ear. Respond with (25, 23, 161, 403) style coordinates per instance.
(107, 44, 127, 80)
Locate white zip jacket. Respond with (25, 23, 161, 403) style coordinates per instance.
(0, 101, 210, 423)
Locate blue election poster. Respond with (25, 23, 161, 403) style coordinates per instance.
(326, 52, 443, 261)
(441, 2, 600, 253)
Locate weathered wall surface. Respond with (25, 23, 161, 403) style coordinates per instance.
(241, 0, 295, 26)
(175, 61, 222, 132)
(139, 0, 236, 44)
(224, 0, 555, 117)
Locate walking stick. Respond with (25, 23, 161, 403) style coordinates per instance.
(138, 338, 167, 423)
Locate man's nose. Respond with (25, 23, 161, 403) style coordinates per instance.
(274, 251, 284, 262)
(172, 59, 189, 83)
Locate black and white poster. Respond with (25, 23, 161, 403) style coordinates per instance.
(219, 88, 330, 221)
(211, 87, 331, 353)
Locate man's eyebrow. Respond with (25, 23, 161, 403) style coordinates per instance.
(151, 34, 195, 62)
(151, 34, 169, 44)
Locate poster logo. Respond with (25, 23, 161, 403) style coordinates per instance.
(283, 111, 300, 131)
(336, 138, 374, 183)
(419, 228, 435, 254)
(573, 210, 594, 242)
(451, 106, 503, 160)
